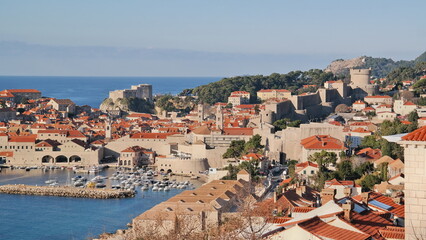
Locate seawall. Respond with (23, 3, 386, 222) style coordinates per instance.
(0, 184, 135, 199)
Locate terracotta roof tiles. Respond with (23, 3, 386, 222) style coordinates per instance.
(401, 126, 426, 141)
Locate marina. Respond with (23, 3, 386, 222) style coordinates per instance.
(0, 167, 202, 240)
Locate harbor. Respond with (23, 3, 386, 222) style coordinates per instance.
(0, 167, 203, 240)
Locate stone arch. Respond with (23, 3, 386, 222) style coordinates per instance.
(160, 169, 165, 172)
(42, 155, 54, 163)
(56, 155, 68, 163)
(119, 160, 123, 165)
(69, 155, 81, 162)
(167, 169, 172, 174)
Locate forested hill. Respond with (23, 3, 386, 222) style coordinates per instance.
(179, 70, 335, 104)
(180, 51, 426, 105)
(326, 51, 426, 78)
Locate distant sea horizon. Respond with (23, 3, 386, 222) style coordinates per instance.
(0, 76, 222, 108)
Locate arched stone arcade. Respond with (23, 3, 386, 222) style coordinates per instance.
(42, 155, 54, 163)
(55, 155, 68, 163)
(69, 155, 81, 162)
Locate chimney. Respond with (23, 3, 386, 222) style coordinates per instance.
(344, 187, 352, 198)
(393, 197, 403, 205)
(301, 185, 307, 195)
(342, 200, 354, 222)
(273, 191, 278, 203)
(361, 192, 370, 205)
(320, 188, 336, 205)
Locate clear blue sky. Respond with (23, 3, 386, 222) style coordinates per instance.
(0, 0, 424, 76)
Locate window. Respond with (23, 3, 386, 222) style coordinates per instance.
(311, 170, 314, 174)
(303, 170, 306, 174)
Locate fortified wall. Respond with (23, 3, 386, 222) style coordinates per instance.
(109, 84, 153, 102)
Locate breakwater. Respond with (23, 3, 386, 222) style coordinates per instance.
(0, 184, 135, 199)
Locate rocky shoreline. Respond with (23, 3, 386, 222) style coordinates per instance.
(0, 184, 135, 199)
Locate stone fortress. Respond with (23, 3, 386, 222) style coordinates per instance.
(258, 68, 378, 124)
(108, 84, 153, 102)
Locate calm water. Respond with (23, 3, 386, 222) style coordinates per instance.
(0, 168, 201, 240)
(0, 76, 221, 107)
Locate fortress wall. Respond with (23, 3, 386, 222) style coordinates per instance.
(156, 157, 209, 174)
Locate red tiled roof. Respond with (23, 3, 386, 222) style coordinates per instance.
(121, 146, 145, 153)
(130, 132, 177, 139)
(379, 226, 404, 240)
(267, 217, 292, 224)
(356, 148, 382, 160)
(292, 207, 315, 213)
(6, 89, 41, 93)
(403, 101, 415, 106)
(352, 128, 371, 133)
(339, 211, 393, 240)
(0, 90, 14, 98)
(231, 91, 249, 94)
(401, 126, 426, 141)
(279, 177, 293, 186)
(0, 151, 13, 157)
(9, 135, 37, 143)
(296, 161, 318, 169)
(222, 128, 253, 135)
(298, 216, 370, 240)
(400, 120, 412, 125)
(300, 135, 346, 150)
(67, 130, 86, 138)
(241, 153, 264, 161)
(127, 113, 154, 119)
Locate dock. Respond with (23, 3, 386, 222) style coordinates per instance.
(0, 184, 135, 199)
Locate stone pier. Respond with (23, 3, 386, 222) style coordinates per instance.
(0, 185, 135, 199)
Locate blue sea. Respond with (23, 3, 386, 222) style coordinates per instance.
(0, 76, 221, 108)
(0, 168, 201, 240)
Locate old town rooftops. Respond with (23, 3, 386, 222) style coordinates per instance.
(300, 135, 346, 150)
(6, 89, 41, 93)
(8, 135, 37, 142)
(130, 132, 178, 139)
(297, 216, 370, 240)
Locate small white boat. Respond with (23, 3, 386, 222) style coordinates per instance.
(45, 179, 57, 184)
(95, 183, 106, 188)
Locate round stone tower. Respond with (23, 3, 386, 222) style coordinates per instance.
(350, 68, 371, 89)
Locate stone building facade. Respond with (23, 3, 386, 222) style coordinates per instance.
(399, 126, 426, 239)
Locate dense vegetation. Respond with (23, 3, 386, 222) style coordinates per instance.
(222, 134, 264, 159)
(358, 51, 426, 78)
(272, 118, 301, 131)
(100, 97, 154, 113)
(180, 70, 335, 104)
(384, 62, 426, 87)
(155, 95, 196, 115)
